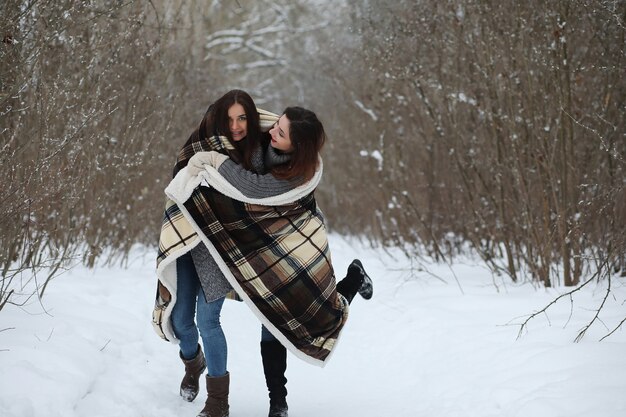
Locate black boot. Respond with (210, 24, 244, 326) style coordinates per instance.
(352, 259, 373, 300)
(337, 259, 373, 304)
(261, 340, 288, 417)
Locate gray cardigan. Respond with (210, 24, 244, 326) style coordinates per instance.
(190, 145, 299, 302)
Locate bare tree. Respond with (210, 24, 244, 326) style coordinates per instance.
(317, 0, 625, 289)
(0, 0, 211, 310)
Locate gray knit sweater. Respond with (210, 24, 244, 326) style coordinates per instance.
(190, 145, 299, 302)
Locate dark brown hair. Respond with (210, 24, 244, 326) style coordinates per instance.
(272, 106, 326, 182)
(209, 89, 262, 170)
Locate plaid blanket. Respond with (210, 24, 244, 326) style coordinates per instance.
(152, 108, 278, 342)
(153, 112, 348, 367)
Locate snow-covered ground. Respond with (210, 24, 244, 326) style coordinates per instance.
(1, 236, 625, 417)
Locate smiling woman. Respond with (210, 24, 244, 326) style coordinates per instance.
(209, 90, 263, 172)
(268, 116, 292, 152)
(269, 106, 326, 183)
(227, 104, 248, 142)
(157, 89, 270, 417)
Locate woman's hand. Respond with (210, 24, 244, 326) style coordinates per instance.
(187, 151, 229, 176)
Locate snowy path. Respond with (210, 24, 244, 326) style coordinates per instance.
(2, 236, 625, 417)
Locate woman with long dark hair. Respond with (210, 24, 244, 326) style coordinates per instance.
(165, 89, 270, 416)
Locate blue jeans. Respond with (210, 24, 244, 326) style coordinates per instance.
(171, 252, 227, 377)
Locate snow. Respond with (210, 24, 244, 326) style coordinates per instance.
(360, 149, 384, 171)
(353, 100, 378, 121)
(2, 236, 625, 417)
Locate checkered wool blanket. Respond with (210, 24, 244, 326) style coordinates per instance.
(153, 111, 348, 367)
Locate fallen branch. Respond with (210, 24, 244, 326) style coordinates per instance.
(600, 316, 626, 341)
(574, 273, 611, 342)
(516, 262, 605, 340)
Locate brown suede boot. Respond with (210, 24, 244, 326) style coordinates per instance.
(180, 345, 207, 402)
(197, 372, 230, 417)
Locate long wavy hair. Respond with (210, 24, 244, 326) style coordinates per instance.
(271, 106, 326, 183)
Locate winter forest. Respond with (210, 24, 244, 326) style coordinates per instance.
(2, 0, 625, 290)
(1, 0, 626, 416)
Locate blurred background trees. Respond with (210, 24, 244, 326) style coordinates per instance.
(326, 0, 625, 289)
(1, 0, 624, 309)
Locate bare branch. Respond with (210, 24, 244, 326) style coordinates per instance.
(516, 267, 602, 340)
(600, 316, 626, 341)
(574, 273, 611, 342)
